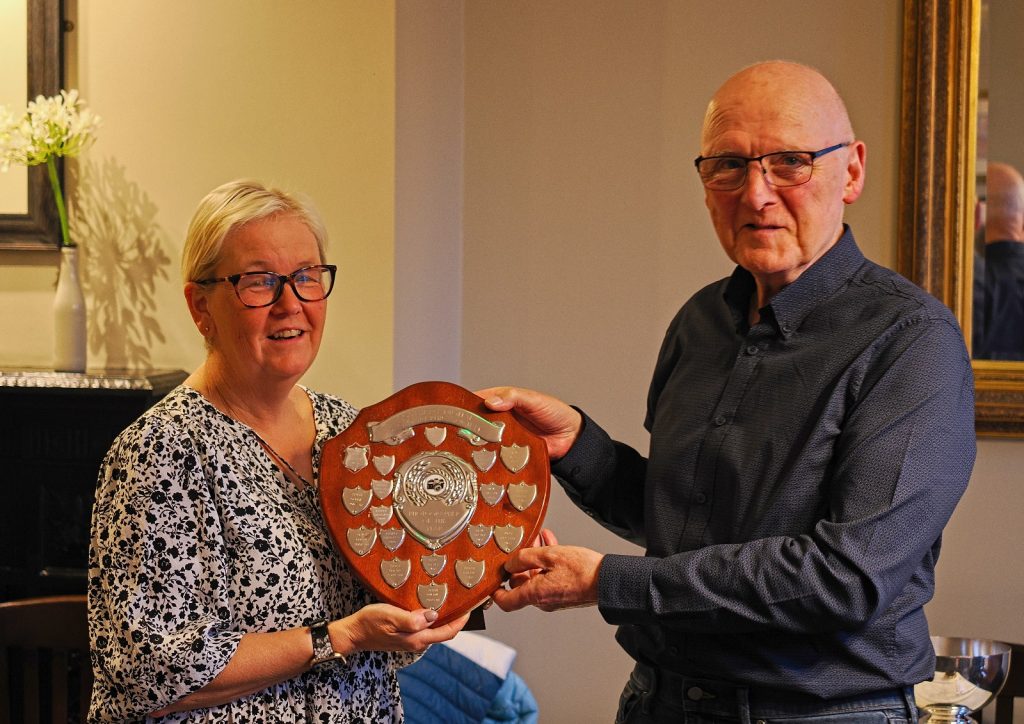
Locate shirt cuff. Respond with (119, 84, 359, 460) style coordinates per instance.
(551, 408, 614, 487)
(597, 552, 657, 625)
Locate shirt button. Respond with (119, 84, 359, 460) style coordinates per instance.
(694, 492, 708, 504)
(746, 344, 759, 355)
(687, 686, 704, 701)
(713, 415, 727, 426)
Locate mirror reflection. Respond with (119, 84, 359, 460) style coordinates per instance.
(972, 0, 1024, 360)
(0, 0, 28, 215)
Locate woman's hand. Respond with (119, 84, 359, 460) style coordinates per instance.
(476, 386, 582, 460)
(334, 605, 470, 655)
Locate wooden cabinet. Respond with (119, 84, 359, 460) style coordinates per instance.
(0, 369, 186, 601)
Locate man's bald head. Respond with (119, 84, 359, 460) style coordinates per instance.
(985, 161, 1024, 243)
(702, 61, 855, 152)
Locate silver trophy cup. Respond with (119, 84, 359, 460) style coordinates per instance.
(915, 636, 1012, 723)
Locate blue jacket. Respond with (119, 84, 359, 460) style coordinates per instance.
(398, 638, 538, 724)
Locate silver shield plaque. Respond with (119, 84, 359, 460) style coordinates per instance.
(393, 450, 478, 550)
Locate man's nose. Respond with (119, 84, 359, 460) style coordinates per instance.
(739, 160, 778, 206)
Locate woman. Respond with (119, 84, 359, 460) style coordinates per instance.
(88, 179, 468, 721)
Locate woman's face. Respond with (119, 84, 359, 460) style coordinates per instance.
(192, 213, 328, 388)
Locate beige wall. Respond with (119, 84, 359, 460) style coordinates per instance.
(0, 0, 396, 407)
(395, 0, 464, 389)
(1, 2, 1022, 722)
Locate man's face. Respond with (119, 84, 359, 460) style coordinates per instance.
(701, 68, 865, 296)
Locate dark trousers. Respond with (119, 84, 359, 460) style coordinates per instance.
(616, 663, 920, 724)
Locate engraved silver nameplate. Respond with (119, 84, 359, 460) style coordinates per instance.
(472, 449, 497, 472)
(421, 553, 447, 577)
(370, 504, 393, 526)
(500, 444, 530, 473)
(342, 486, 372, 515)
(479, 482, 505, 506)
(455, 559, 486, 588)
(417, 581, 448, 610)
(424, 426, 447, 447)
(373, 455, 396, 476)
(379, 527, 406, 551)
(344, 444, 369, 472)
(494, 524, 525, 553)
(347, 526, 377, 557)
(381, 558, 411, 588)
(371, 478, 393, 499)
(507, 483, 538, 512)
(467, 524, 494, 548)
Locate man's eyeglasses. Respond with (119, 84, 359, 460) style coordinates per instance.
(694, 142, 850, 191)
(196, 264, 337, 308)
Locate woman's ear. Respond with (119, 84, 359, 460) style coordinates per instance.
(184, 282, 212, 336)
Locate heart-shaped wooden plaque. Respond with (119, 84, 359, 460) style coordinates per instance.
(320, 381, 550, 625)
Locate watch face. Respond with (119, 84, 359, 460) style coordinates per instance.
(311, 622, 342, 665)
(312, 624, 332, 658)
(320, 381, 550, 626)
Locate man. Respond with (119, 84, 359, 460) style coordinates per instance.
(481, 61, 975, 723)
(975, 161, 1024, 359)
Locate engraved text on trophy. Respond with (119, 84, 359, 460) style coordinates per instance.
(393, 450, 478, 550)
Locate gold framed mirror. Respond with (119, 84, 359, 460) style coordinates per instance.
(898, 0, 1024, 436)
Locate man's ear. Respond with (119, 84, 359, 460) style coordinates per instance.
(843, 140, 867, 204)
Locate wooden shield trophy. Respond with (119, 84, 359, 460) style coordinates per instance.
(320, 381, 551, 625)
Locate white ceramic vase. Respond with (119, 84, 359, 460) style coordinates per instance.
(53, 245, 87, 372)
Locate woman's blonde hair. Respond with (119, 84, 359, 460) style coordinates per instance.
(181, 179, 329, 282)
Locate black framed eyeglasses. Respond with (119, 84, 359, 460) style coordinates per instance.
(196, 264, 337, 308)
(694, 142, 850, 191)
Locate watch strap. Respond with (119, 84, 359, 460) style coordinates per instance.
(309, 619, 346, 667)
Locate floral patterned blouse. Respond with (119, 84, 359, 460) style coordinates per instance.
(87, 385, 414, 722)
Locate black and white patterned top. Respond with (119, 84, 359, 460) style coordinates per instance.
(88, 385, 413, 722)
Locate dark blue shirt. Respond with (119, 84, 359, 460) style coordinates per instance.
(553, 227, 975, 698)
(975, 240, 1024, 360)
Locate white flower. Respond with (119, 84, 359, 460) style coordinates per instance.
(0, 89, 101, 246)
(0, 106, 24, 173)
(0, 89, 101, 168)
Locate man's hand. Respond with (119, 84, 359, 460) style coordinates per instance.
(476, 386, 582, 460)
(491, 537, 604, 613)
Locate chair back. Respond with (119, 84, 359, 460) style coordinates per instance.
(0, 595, 91, 724)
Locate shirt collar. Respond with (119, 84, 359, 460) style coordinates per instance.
(723, 225, 865, 338)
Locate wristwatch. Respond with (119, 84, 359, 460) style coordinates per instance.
(309, 619, 346, 667)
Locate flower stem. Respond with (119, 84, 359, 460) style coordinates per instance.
(46, 156, 71, 247)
